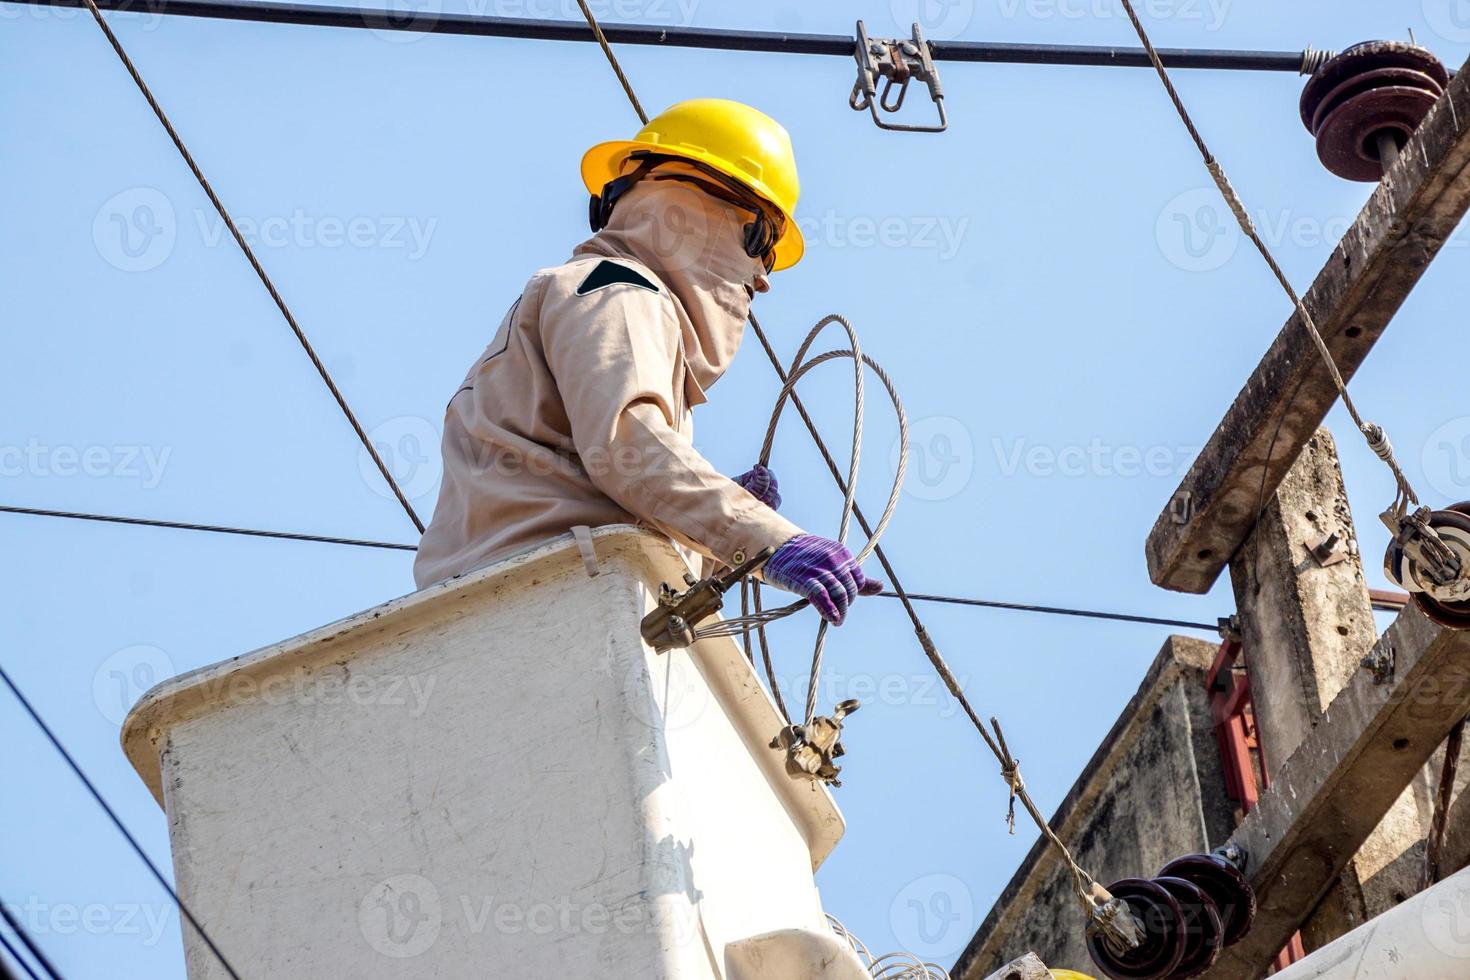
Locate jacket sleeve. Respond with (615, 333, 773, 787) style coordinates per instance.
(538, 267, 803, 566)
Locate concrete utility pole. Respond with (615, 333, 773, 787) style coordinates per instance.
(1227, 430, 1431, 950)
(1145, 52, 1470, 597)
(1141, 48, 1470, 980)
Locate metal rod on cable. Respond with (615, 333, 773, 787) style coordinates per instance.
(9, 0, 1326, 73)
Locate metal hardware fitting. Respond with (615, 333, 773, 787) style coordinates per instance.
(770, 698, 860, 786)
(639, 547, 774, 653)
(1309, 530, 1347, 567)
(850, 20, 947, 133)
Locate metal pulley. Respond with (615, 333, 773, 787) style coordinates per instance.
(1087, 850, 1255, 980)
(1383, 503, 1470, 629)
(1299, 41, 1449, 181)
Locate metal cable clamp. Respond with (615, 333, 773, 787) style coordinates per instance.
(850, 20, 947, 133)
(771, 698, 860, 786)
(640, 547, 774, 653)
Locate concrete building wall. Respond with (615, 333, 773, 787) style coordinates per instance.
(952, 636, 1232, 978)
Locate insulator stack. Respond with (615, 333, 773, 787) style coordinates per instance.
(1299, 41, 1449, 181)
(1087, 852, 1256, 980)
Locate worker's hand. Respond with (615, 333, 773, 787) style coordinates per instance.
(734, 463, 781, 511)
(762, 534, 883, 626)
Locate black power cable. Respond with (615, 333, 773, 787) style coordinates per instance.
(0, 668, 242, 980)
(0, 505, 417, 552)
(8, 0, 1324, 73)
(1, 503, 1219, 631)
(0, 899, 60, 980)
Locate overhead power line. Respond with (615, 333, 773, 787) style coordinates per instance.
(0, 665, 241, 980)
(0, 900, 60, 980)
(11, 0, 1328, 73)
(2, 502, 1226, 631)
(70, 0, 425, 535)
(0, 504, 418, 551)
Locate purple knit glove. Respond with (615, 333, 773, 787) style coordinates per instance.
(762, 534, 883, 626)
(734, 464, 781, 511)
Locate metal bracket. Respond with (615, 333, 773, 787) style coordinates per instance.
(1309, 531, 1348, 568)
(850, 20, 947, 134)
(770, 699, 860, 786)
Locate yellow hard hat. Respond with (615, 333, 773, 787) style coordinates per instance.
(1049, 971, 1097, 979)
(581, 98, 805, 271)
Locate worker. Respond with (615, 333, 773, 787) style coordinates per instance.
(413, 99, 880, 625)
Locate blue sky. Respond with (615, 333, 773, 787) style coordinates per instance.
(5, 1, 1470, 976)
